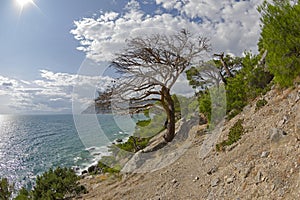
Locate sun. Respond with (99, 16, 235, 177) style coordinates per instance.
(16, 0, 33, 8)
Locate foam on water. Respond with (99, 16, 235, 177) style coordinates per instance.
(0, 114, 134, 189)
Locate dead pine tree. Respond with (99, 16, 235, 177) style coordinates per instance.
(110, 29, 210, 143)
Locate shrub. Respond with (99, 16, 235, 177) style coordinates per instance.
(116, 136, 150, 153)
(256, 99, 268, 110)
(15, 187, 32, 200)
(216, 119, 244, 151)
(0, 178, 13, 200)
(97, 161, 120, 174)
(32, 167, 86, 199)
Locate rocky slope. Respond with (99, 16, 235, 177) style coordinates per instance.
(78, 85, 300, 200)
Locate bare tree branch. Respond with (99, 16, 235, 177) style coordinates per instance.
(99, 29, 210, 142)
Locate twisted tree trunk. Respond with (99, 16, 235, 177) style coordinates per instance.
(161, 86, 176, 142)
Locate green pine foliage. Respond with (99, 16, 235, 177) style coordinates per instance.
(0, 178, 13, 200)
(192, 53, 273, 122)
(226, 53, 273, 119)
(198, 91, 212, 123)
(14, 187, 31, 200)
(258, 0, 300, 87)
(31, 167, 86, 200)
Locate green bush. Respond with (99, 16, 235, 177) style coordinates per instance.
(0, 178, 13, 200)
(15, 187, 32, 200)
(256, 99, 268, 110)
(116, 136, 150, 153)
(97, 161, 120, 174)
(216, 119, 244, 151)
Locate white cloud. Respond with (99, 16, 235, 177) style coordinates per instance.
(71, 0, 263, 62)
(0, 71, 114, 114)
(125, 0, 141, 11)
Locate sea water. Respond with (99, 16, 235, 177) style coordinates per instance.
(0, 114, 137, 189)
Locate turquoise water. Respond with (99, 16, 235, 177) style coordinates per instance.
(0, 114, 135, 189)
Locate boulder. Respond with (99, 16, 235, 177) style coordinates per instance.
(88, 165, 97, 173)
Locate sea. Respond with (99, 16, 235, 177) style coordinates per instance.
(0, 114, 139, 190)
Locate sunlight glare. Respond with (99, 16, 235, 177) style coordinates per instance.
(16, 0, 33, 8)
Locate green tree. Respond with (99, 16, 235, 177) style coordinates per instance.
(258, 0, 300, 86)
(226, 52, 273, 118)
(15, 187, 32, 200)
(32, 167, 86, 200)
(186, 54, 242, 91)
(0, 178, 13, 200)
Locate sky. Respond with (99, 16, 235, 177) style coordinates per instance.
(0, 0, 264, 114)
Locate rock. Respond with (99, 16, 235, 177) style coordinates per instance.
(116, 138, 123, 143)
(82, 170, 88, 175)
(195, 176, 200, 180)
(173, 182, 180, 188)
(295, 90, 300, 102)
(270, 128, 287, 143)
(211, 178, 220, 187)
(88, 165, 97, 173)
(207, 166, 218, 175)
(243, 162, 254, 179)
(226, 176, 234, 184)
(171, 179, 177, 184)
(85, 175, 93, 180)
(277, 116, 288, 127)
(256, 171, 263, 184)
(261, 151, 270, 158)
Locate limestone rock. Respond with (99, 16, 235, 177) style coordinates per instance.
(211, 178, 220, 187)
(207, 165, 218, 175)
(226, 176, 234, 184)
(261, 151, 270, 158)
(270, 128, 287, 142)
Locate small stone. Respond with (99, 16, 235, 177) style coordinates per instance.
(173, 182, 180, 188)
(296, 96, 300, 103)
(277, 120, 285, 127)
(171, 179, 177, 184)
(85, 175, 93, 179)
(271, 184, 275, 191)
(195, 176, 200, 180)
(243, 164, 254, 179)
(211, 178, 220, 187)
(261, 151, 270, 158)
(226, 176, 234, 184)
(256, 171, 263, 183)
(207, 166, 218, 175)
